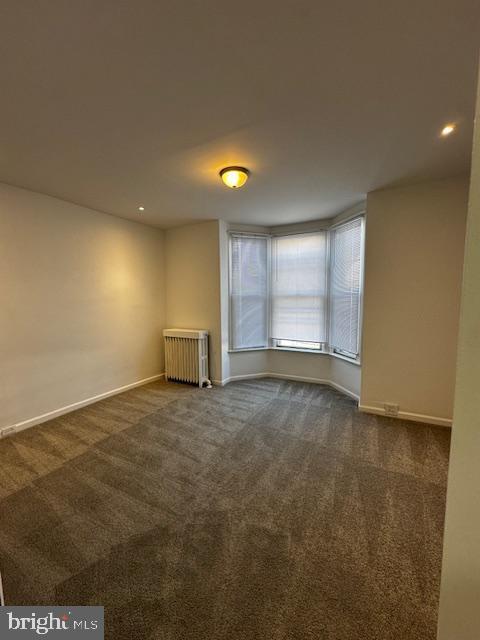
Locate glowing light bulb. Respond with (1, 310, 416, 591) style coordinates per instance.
(220, 167, 249, 189)
(441, 124, 456, 137)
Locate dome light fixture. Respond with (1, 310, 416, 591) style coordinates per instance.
(220, 166, 249, 189)
(441, 123, 456, 137)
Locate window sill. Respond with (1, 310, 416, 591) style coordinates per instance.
(228, 347, 361, 366)
(272, 346, 327, 355)
(330, 351, 361, 366)
(228, 347, 269, 353)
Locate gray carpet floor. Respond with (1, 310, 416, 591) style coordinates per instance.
(0, 379, 450, 639)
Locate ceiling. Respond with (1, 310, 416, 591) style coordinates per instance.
(0, 1, 479, 228)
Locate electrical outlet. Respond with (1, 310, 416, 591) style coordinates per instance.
(384, 403, 399, 417)
(0, 426, 16, 438)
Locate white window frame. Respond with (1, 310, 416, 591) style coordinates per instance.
(274, 339, 324, 352)
(228, 215, 365, 364)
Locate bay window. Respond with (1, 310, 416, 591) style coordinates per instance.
(229, 216, 365, 361)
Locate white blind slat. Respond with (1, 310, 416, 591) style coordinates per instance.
(271, 232, 327, 343)
(230, 235, 268, 349)
(330, 218, 363, 356)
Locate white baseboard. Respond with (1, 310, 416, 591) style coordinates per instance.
(217, 376, 451, 426)
(2, 373, 165, 437)
(358, 404, 452, 427)
(269, 373, 360, 401)
(215, 372, 360, 401)
(214, 372, 270, 386)
(5, 372, 448, 438)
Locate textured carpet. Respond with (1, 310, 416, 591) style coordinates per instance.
(0, 378, 450, 639)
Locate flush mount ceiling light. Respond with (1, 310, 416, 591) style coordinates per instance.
(441, 123, 456, 137)
(219, 166, 249, 189)
(138, 206, 145, 211)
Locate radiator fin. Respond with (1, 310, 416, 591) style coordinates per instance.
(163, 330, 211, 388)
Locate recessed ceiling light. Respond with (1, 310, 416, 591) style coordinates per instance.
(138, 206, 145, 211)
(220, 166, 250, 189)
(441, 124, 456, 137)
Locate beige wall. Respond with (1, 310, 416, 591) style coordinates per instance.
(165, 220, 223, 382)
(228, 350, 361, 398)
(330, 357, 361, 398)
(228, 351, 269, 379)
(219, 220, 231, 382)
(360, 176, 469, 423)
(228, 349, 361, 398)
(0, 183, 165, 430)
(437, 74, 480, 640)
(267, 351, 360, 398)
(267, 350, 330, 385)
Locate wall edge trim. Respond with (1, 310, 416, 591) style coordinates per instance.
(3, 373, 166, 436)
(214, 372, 360, 401)
(359, 404, 452, 427)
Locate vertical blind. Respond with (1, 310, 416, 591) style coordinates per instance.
(271, 232, 327, 343)
(329, 218, 363, 356)
(230, 234, 268, 349)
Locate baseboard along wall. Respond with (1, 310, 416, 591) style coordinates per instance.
(358, 404, 452, 427)
(215, 373, 452, 427)
(214, 372, 360, 401)
(0, 373, 165, 438)
(1, 372, 451, 439)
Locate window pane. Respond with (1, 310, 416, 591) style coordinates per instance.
(329, 218, 363, 357)
(276, 339, 322, 350)
(271, 232, 327, 343)
(230, 235, 268, 349)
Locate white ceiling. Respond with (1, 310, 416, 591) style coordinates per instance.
(0, 1, 479, 228)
